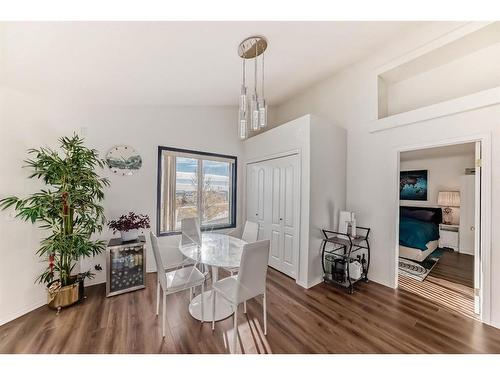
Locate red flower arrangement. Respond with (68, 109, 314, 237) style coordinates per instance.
(108, 212, 150, 233)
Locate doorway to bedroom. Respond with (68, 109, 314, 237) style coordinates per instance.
(397, 141, 481, 320)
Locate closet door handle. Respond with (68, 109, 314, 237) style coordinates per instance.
(279, 218, 283, 221)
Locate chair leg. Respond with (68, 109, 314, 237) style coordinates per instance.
(244, 301, 247, 314)
(190, 287, 193, 302)
(263, 291, 267, 335)
(156, 280, 160, 316)
(162, 292, 167, 338)
(232, 304, 238, 354)
(211, 290, 216, 331)
(201, 283, 205, 323)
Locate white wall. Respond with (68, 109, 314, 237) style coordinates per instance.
(400, 153, 475, 224)
(243, 114, 346, 288)
(274, 22, 500, 326)
(308, 115, 346, 285)
(0, 86, 243, 324)
(244, 116, 311, 287)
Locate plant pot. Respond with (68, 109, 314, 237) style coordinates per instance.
(73, 275, 86, 302)
(120, 228, 139, 242)
(47, 279, 80, 310)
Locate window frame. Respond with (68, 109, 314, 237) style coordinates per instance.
(156, 146, 237, 236)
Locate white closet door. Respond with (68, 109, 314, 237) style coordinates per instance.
(246, 154, 300, 279)
(269, 165, 282, 270)
(280, 159, 299, 277)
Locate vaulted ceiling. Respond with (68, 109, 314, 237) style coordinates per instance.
(1, 21, 431, 106)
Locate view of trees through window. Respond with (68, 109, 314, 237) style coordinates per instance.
(159, 148, 235, 234)
(202, 160, 230, 226)
(174, 157, 198, 228)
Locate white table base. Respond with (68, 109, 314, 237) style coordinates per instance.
(188, 265, 234, 322)
(188, 290, 234, 321)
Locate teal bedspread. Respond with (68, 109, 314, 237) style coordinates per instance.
(399, 216, 439, 250)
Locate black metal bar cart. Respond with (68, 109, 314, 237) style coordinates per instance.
(320, 226, 371, 294)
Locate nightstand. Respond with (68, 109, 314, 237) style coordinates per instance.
(439, 224, 460, 251)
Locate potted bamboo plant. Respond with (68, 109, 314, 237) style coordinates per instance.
(0, 134, 109, 311)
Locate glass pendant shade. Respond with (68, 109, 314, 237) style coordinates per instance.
(238, 110, 247, 140)
(251, 95, 259, 131)
(258, 98, 267, 128)
(239, 85, 247, 113)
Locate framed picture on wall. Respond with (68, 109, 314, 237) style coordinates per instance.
(400, 170, 428, 201)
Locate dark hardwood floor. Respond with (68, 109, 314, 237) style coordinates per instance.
(399, 275, 475, 319)
(430, 250, 474, 288)
(1, 268, 500, 354)
(399, 249, 475, 319)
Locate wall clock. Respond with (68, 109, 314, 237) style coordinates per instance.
(105, 145, 142, 176)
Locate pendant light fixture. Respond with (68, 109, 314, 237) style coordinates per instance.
(250, 41, 260, 132)
(238, 58, 248, 140)
(237, 36, 268, 139)
(258, 50, 267, 129)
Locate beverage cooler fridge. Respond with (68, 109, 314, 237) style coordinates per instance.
(106, 236, 146, 297)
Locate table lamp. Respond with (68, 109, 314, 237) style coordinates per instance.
(437, 191, 460, 224)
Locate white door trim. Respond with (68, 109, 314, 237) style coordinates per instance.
(395, 132, 492, 325)
(474, 141, 481, 315)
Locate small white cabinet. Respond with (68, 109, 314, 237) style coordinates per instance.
(439, 224, 459, 251)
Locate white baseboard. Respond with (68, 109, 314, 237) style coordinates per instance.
(459, 249, 475, 256)
(366, 274, 392, 289)
(0, 297, 46, 326)
(296, 279, 307, 289)
(84, 279, 106, 287)
(305, 277, 323, 289)
(488, 319, 500, 330)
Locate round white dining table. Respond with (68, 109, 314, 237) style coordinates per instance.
(178, 232, 246, 322)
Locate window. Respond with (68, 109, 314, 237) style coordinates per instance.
(157, 146, 237, 235)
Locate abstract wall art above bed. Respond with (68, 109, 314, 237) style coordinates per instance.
(400, 170, 428, 201)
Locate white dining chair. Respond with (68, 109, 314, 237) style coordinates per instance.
(181, 217, 210, 282)
(150, 232, 206, 337)
(241, 220, 259, 243)
(222, 220, 259, 277)
(211, 239, 270, 353)
(181, 217, 202, 246)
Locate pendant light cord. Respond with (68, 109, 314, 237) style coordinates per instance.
(254, 39, 258, 97)
(242, 57, 245, 87)
(261, 50, 265, 98)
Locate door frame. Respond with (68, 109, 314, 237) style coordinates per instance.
(394, 132, 492, 324)
(245, 149, 302, 281)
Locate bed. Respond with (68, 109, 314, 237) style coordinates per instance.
(399, 206, 442, 262)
